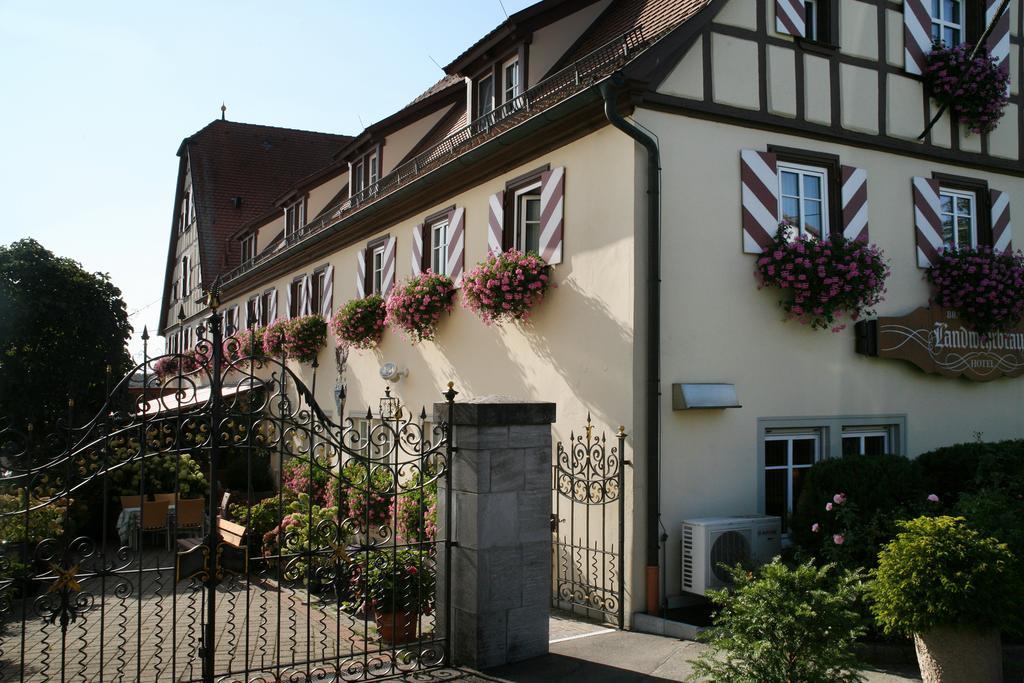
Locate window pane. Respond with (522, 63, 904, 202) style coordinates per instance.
(791, 468, 809, 517)
(804, 199, 823, 234)
(932, 0, 941, 17)
(956, 195, 972, 215)
(478, 77, 494, 114)
(957, 217, 972, 248)
(805, 1, 817, 40)
(946, 0, 959, 23)
(940, 193, 953, 213)
(792, 438, 816, 466)
(941, 215, 955, 246)
(864, 435, 887, 455)
(782, 197, 800, 225)
(525, 197, 540, 223)
(781, 171, 799, 196)
(842, 436, 861, 457)
(765, 439, 787, 467)
(802, 174, 822, 201)
(764, 469, 787, 521)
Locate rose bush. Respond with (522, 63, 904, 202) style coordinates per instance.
(385, 271, 454, 343)
(925, 246, 1024, 336)
(331, 295, 387, 349)
(283, 315, 327, 363)
(461, 249, 552, 325)
(924, 43, 1010, 135)
(756, 225, 890, 332)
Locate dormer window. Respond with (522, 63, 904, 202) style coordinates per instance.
(352, 159, 364, 195)
(284, 199, 305, 239)
(368, 151, 379, 187)
(503, 57, 521, 103)
(240, 233, 256, 263)
(477, 73, 495, 119)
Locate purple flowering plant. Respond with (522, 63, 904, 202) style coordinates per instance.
(385, 271, 455, 343)
(755, 224, 890, 332)
(331, 295, 387, 350)
(283, 315, 328, 364)
(923, 43, 1010, 135)
(461, 249, 552, 325)
(926, 246, 1024, 336)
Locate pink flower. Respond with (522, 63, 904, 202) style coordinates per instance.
(811, 523, 820, 533)
(832, 534, 844, 545)
(833, 493, 847, 505)
(927, 493, 940, 503)
(825, 502, 833, 512)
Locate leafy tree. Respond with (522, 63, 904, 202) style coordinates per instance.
(0, 239, 132, 429)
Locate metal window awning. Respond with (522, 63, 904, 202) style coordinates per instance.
(672, 383, 741, 410)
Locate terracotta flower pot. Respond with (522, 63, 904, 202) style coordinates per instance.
(375, 610, 419, 645)
(913, 626, 1002, 683)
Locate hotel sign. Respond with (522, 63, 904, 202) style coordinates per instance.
(855, 308, 1024, 381)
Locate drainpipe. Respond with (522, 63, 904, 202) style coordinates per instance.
(599, 73, 662, 616)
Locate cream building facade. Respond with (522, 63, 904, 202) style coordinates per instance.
(160, 0, 1024, 623)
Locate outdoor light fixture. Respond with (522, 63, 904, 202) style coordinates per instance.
(379, 385, 401, 421)
(672, 383, 741, 410)
(379, 362, 408, 382)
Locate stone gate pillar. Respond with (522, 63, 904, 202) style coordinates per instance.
(434, 396, 556, 669)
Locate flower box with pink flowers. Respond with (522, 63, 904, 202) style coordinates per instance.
(461, 249, 553, 325)
(385, 271, 455, 343)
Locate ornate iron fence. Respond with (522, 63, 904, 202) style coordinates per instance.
(0, 295, 456, 681)
(551, 416, 628, 628)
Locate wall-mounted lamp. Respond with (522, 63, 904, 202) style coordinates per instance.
(672, 383, 741, 410)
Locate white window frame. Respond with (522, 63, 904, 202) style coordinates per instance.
(289, 277, 304, 318)
(247, 296, 260, 328)
(430, 219, 450, 275)
(352, 160, 365, 195)
(180, 255, 190, 297)
(284, 199, 305, 240)
(262, 290, 274, 325)
(240, 233, 256, 263)
(763, 431, 821, 532)
(371, 244, 386, 295)
(777, 161, 829, 239)
(503, 57, 521, 103)
(368, 151, 379, 187)
(841, 429, 891, 456)
(938, 187, 977, 249)
(931, 0, 964, 46)
(477, 73, 495, 117)
(311, 267, 327, 315)
(513, 182, 542, 254)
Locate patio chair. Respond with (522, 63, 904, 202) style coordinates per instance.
(120, 495, 144, 509)
(174, 498, 204, 540)
(218, 491, 231, 519)
(153, 493, 176, 504)
(140, 500, 170, 551)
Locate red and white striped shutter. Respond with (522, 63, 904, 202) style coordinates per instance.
(903, 0, 932, 76)
(356, 248, 366, 297)
(991, 189, 1013, 254)
(986, 0, 1010, 76)
(382, 235, 397, 295)
(488, 191, 504, 254)
(300, 274, 312, 316)
(775, 0, 806, 37)
(740, 150, 779, 253)
(411, 223, 424, 276)
(841, 166, 870, 243)
(912, 177, 944, 267)
(447, 207, 466, 286)
(539, 167, 564, 265)
(321, 264, 334, 318)
(268, 289, 278, 323)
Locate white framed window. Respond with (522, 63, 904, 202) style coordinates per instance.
(503, 57, 520, 103)
(262, 290, 275, 324)
(311, 268, 327, 315)
(289, 277, 303, 318)
(247, 296, 259, 327)
(240, 234, 256, 263)
(764, 432, 820, 532)
(224, 306, 239, 336)
(778, 162, 828, 238)
(430, 219, 449, 275)
(939, 188, 977, 249)
(477, 74, 495, 118)
(180, 188, 192, 233)
(368, 152, 379, 187)
(352, 159, 364, 195)
(513, 182, 542, 254)
(931, 0, 963, 46)
(841, 429, 891, 456)
(284, 199, 305, 239)
(371, 244, 386, 295)
(180, 255, 190, 296)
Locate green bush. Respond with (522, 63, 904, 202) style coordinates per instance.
(915, 442, 987, 505)
(0, 492, 66, 544)
(221, 449, 275, 493)
(689, 559, 867, 683)
(956, 489, 1024, 560)
(111, 453, 208, 499)
(791, 454, 924, 569)
(870, 516, 1022, 636)
(229, 493, 294, 552)
(262, 493, 350, 592)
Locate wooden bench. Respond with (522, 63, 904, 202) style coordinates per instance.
(177, 517, 247, 552)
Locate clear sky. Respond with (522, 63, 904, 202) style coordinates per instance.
(0, 0, 534, 360)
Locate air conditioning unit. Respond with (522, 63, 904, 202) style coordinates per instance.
(681, 516, 782, 595)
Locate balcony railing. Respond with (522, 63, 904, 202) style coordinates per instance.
(223, 26, 647, 285)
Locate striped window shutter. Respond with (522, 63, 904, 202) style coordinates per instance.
(841, 166, 870, 243)
(285, 285, 293, 320)
(991, 189, 1013, 254)
(382, 235, 397, 295)
(912, 177, 944, 267)
(903, 0, 931, 76)
(268, 289, 278, 323)
(356, 248, 366, 297)
(321, 265, 334, 317)
(300, 274, 312, 316)
(539, 167, 564, 265)
(488, 191, 504, 254)
(775, 0, 806, 37)
(740, 149, 779, 253)
(447, 207, 466, 286)
(240, 302, 248, 330)
(411, 223, 424, 276)
(986, 0, 1010, 76)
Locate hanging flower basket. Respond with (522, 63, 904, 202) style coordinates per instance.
(227, 326, 266, 365)
(331, 295, 387, 349)
(153, 353, 199, 379)
(385, 271, 455, 343)
(925, 246, 1024, 336)
(924, 44, 1010, 135)
(284, 315, 328, 364)
(755, 224, 890, 332)
(461, 249, 553, 325)
(262, 319, 291, 358)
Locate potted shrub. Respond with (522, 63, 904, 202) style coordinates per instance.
(461, 249, 552, 325)
(354, 548, 435, 644)
(925, 246, 1024, 337)
(924, 44, 1010, 135)
(755, 224, 890, 332)
(870, 516, 1022, 683)
(262, 319, 291, 358)
(283, 315, 327, 363)
(385, 271, 454, 343)
(331, 295, 387, 349)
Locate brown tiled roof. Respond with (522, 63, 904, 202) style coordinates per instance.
(561, 0, 714, 64)
(184, 120, 351, 282)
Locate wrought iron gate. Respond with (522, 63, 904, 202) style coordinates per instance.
(0, 297, 454, 681)
(551, 417, 627, 628)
